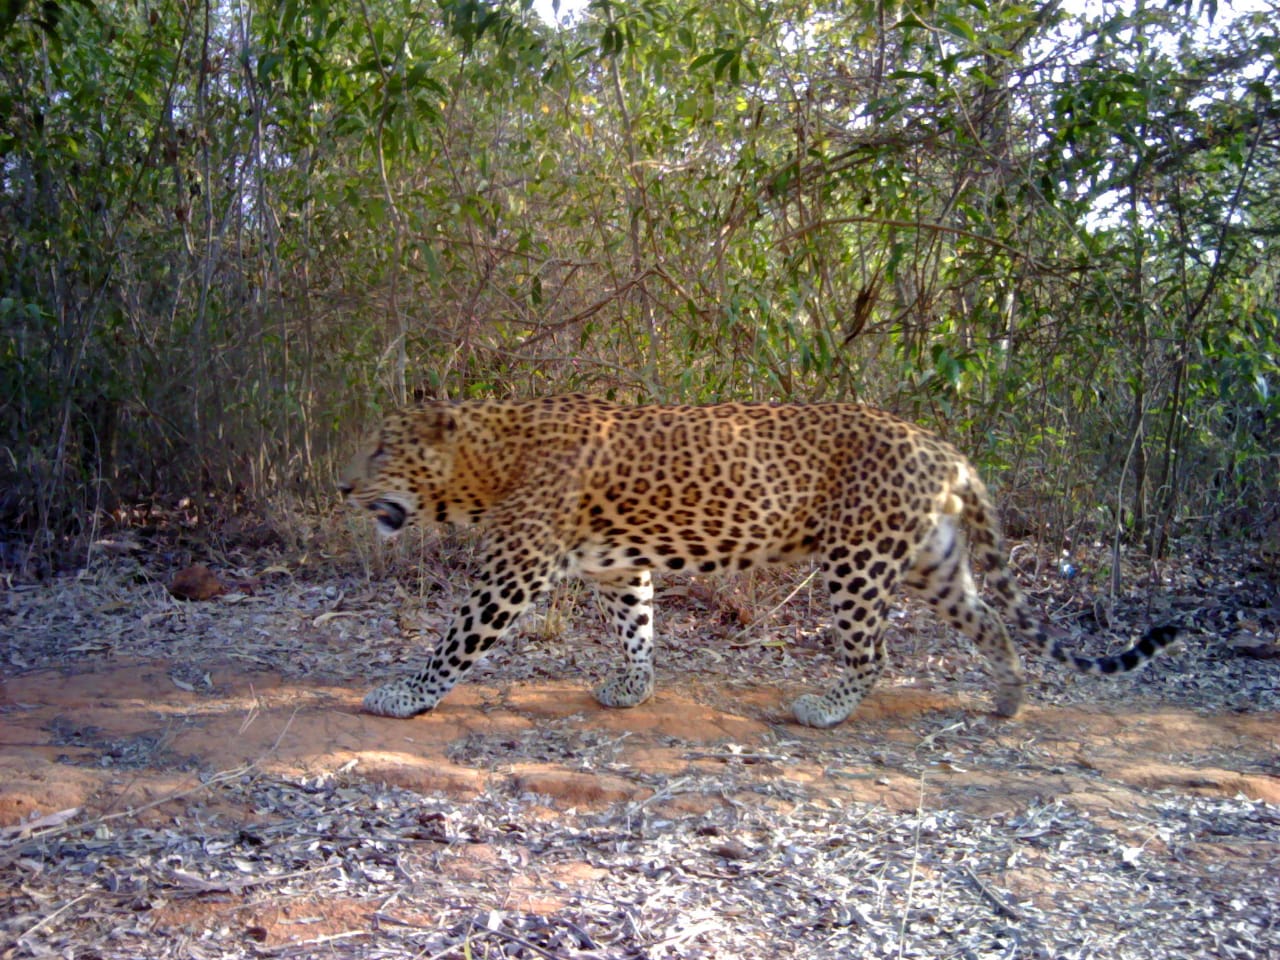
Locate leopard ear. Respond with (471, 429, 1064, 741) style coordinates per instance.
(412, 404, 459, 445)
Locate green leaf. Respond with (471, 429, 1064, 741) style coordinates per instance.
(937, 13, 978, 45)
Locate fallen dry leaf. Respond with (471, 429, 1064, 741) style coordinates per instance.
(168, 563, 227, 601)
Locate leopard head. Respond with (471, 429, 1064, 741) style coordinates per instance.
(339, 404, 460, 537)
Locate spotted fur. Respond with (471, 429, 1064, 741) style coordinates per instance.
(340, 395, 1177, 726)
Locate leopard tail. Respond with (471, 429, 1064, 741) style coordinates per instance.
(956, 468, 1179, 675)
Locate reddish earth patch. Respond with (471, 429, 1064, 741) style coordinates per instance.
(3, 658, 1276, 829)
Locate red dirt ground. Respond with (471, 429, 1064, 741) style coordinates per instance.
(4, 658, 1276, 831)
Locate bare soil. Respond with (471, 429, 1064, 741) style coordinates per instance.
(2, 538, 1277, 958)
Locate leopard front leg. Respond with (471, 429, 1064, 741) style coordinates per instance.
(363, 542, 555, 718)
(591, 570, 655, 708)
(362, 590, 517, 718)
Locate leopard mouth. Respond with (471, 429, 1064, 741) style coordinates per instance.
(373, 499, 408, 534)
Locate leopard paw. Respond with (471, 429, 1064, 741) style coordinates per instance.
(594, 669, 654, 708)
(993, 682, 1024, 719)
(791, 693, 850, 729)
(362, 680, 440, 718)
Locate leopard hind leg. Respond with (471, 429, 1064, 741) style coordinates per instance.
(591, 570, 656, 708)
(791, 550, 893, 728)
(904, 513, 1025, 717)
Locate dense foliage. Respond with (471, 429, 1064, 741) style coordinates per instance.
(2, 0, 1276, 562)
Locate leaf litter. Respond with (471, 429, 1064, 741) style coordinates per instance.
(1, 535, 1277, 958)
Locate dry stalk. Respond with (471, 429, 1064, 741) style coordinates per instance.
(727, 567, 820, 646)
(897, 772, 927, 960)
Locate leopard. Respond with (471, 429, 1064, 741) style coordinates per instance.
(340, 394, 1178, 727)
